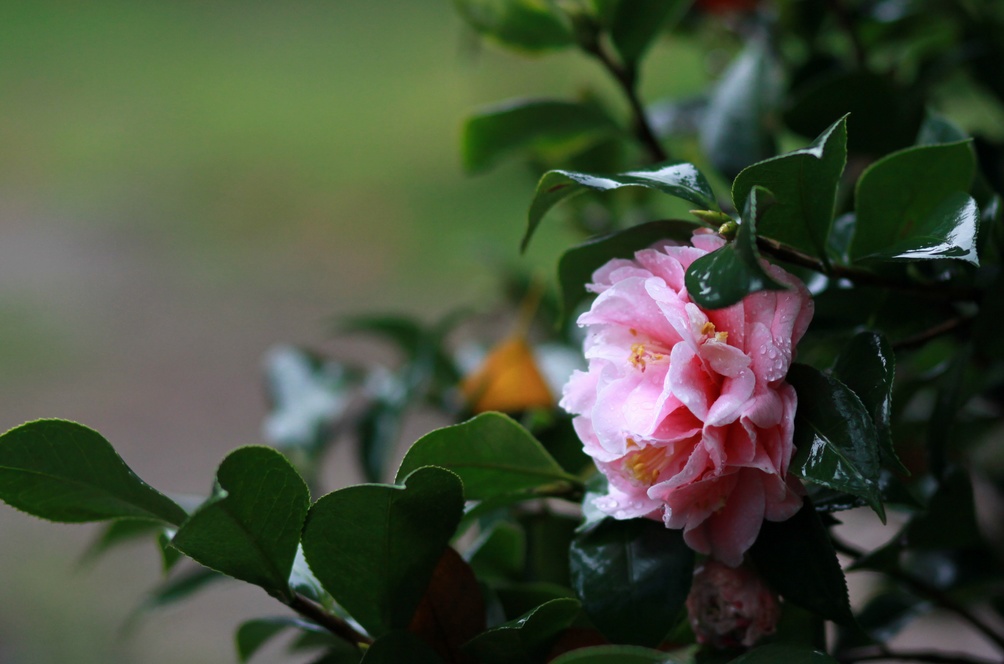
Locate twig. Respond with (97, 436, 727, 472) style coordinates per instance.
(287, 592, 373, 648)
(893, 316, 972, 351)
(833, 538, 1004, 653)
(755, 235, 981, 302)
(581, 39, 668, 164)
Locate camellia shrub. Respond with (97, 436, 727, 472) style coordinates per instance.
(4, 1, 1004, 663)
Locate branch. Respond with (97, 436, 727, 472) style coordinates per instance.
(581, 39, 668, 164)
(893, 316, 972, 351)
(832, 539, 1004, 652)
(755, 235, 981, 302)
(287, 592, 373, 648)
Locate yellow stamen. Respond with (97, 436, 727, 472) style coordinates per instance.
(630, 343, 647, 371)
(715, 331, 728, 343)
(700, 321, 716, 336)
(623, 445, 669, 485)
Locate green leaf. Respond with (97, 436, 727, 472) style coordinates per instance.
(569, 518, 694, 647)
(171, 446, 309, 598)
(749, 498, 853, 625)
(860, 191, 980, 264)
(729, 643, 839, 663)
(0, 419, 187, 525)
(356, 393, 407, 484)
(787, 364, 884, 520)
(558, 219, 699, 323)
(548, 644, 682, 663)
(464, 598, 582, 663)
(608, 0, 680, 65)
(732, 115, 847, 259)
(850, 141, 977, 263)
(395, 412, 576, 501)
(700, 39, 782, 180)
(462, 99, 619, 173)
(832, 332, 906, 475)
(300, 466, 465, 638)
(453, 0, 573, 53)
(916, 111, 968, 146)
(835, 589, 929, 652)
(523, 162, 718, 251)
(360, 631, 445, 664)
(685, 186, 787, 309)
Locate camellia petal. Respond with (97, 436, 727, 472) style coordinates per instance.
(561, 232, 813, 566)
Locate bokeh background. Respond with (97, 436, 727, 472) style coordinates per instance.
(0, 2, 708, 661)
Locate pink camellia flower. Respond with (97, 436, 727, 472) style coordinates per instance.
(560, 230, 813, 566)
(686, 560, 780, 648)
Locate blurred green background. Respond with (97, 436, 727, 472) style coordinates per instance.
(0, 2, 706, 662)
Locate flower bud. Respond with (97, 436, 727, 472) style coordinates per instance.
(686, 560, 780, 649)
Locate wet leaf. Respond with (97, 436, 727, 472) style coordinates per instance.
(523, 162, 717, 251)
(569, 518, 693, 646)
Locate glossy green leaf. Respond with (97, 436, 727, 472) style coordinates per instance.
(729, 644, 839, 663)
(464, 598, 581, 663)
(700, 39, 781, 180)
(749, 499, 853, 625)
(359, 631, 445, 664)
(301, 467, 464, 638)
(926, 345, 972, 479)
(851, 141, 976, 262)
(0, 419, 187, 525)
(608, 0, 679, 65)
(832, 332, 906, 475)
(548, 644, 682, 663)
(462, 99, 619, 173)
(158, 530, 182, 572)
(453, 0, 573, 53)
(569, 518, 694, 646)
(396, 412, 576, 501)
(558, 219, 699, 323)
(262, 345, 353, 451)
(171, 447, 309, 598)
(860, 191, 980, 264)
(787, 364, 884, 520)
(685, 186, 787, 309)
(523, 162, 718, 251)
(732, 116, 847, 259)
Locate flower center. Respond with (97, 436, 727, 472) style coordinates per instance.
(701, 321, 728, 343)
(623, 439, 671, 485)
(629, 343, 664, 372)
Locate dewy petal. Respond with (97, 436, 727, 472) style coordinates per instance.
(705, 368, 755, 427)
(561, 231, 814, 567)
(702, 469, 766, 567)
(669, 343, 713, 420)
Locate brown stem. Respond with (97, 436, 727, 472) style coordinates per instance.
(287, 592, 373, 648)
(893, 316, 972, 351)
(582, 40, 668, 164)
(832, 539, 1004, 653)
(755, 235, 981, 302)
